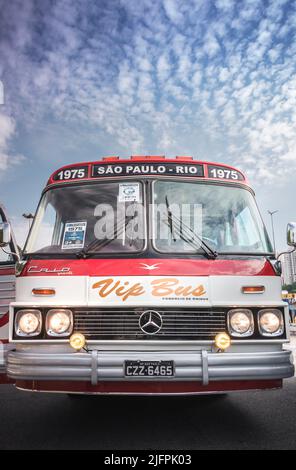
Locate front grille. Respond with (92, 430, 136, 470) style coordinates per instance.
(73, 308, 226, 340)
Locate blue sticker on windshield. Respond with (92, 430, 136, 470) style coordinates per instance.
(62, 221, 87, 250)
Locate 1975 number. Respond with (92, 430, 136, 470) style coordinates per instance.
(54, 167, 88, 181)
(208, 165, 243, 181)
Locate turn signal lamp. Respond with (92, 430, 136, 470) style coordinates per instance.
(70, 333, 86, 351)
(215, 332, 231, 351)
(242, 286, 265, 294)
(32, 288, 56, 296)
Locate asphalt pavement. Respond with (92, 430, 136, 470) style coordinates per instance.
(0, 338, 295, 450)
(1, 377, 296, 450)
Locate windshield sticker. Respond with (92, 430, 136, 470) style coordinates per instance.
(118, 183, 141, 203)
(62, 222, 87, 250)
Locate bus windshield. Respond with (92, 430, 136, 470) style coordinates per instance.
(24, 179, 273, 256)
(24, 181, 146, 255)
(152, 180, 272, 254)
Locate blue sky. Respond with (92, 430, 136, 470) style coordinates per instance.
(0, 0, 295, 249)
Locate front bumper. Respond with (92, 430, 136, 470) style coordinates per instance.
(7, 349, 294, 385)
(0, 343, 14, 384)
(0, 349, 6, 376)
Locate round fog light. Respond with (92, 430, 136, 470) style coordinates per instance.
(215, 332, 231, 351)
(70, 333, 86, 351)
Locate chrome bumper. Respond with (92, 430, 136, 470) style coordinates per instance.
(0, 344, 9, 375)
(7, 349, 294, 385)
(0, 356, 6, 375)
(0, 343, 15, 382)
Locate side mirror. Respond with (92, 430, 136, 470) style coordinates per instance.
(287, 222, 296, 247)
(0, 222, 11, 247)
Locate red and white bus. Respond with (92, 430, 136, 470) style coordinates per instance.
(2, 156, 295, 395)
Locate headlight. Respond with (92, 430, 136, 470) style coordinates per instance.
(15, 309, 42, 337)
(258, 309, 284, 336)
(228, 309, 254, 337)
(46, 309, 73, 336)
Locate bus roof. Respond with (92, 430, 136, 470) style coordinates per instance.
(46, 156, 249, 187)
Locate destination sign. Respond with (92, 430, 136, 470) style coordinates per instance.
(91, 162, 204, 178)
(49, 161, 246, 186)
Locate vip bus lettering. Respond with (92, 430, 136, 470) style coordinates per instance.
(92, 279, 145, 301)
(151, 278, 206, 297)
(92, 278, 206, 301)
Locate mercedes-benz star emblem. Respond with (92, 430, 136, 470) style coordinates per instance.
(139, 310, 163, 335)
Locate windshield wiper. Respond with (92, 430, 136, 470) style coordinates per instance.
(76, 214, 130, 258)
(165, 196, 176, 242)
(164, 196, 218, 259)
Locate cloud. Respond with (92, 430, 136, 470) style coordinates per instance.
(0, 111, 25, 173)
(204, 31, 220, 57)
(9, 216, 30, 249)
(215, 0, 235, 11)
(1, 0, 296, 187)
(163, 0, 184, 25)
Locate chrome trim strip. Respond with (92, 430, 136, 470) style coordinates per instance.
(201, 349, 209, 386)
(0, 265, 15, 270)
(0, 343, 14, 374)
(91, 350, 98, 386)
(9, 338, 290, 345)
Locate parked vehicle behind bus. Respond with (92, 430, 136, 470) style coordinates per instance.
(1, 156, 294, 395)
(0, 204, 18, 384)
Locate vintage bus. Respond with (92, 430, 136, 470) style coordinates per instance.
(1, 156, 295, 395)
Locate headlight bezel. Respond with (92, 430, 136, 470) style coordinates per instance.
(15, 309, 42, 337)
(258, 308, 284, 337)
(46, 309, 73, 337)
(227, 308, 254, 337)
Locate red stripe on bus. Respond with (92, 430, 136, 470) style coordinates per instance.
(16, 379, 282, 394)
(0, 313, 8, 328)
(0, 375, 14, 384)
(21, 258, 276, 277)
(0, 268, 15, 276)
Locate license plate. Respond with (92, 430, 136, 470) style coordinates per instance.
(124, 360, 174, 377)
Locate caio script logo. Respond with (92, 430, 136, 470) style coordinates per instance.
(92, 277, 206, 302)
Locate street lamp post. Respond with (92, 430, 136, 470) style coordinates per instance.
(22, 213, 35, 230)
(268, 210, 278, 254)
